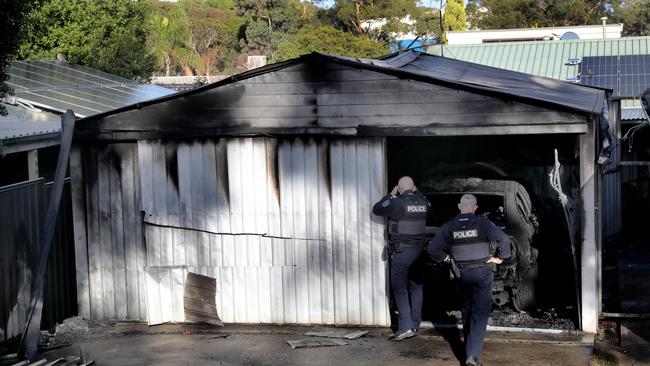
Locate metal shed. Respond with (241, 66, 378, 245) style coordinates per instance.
(70, 51, 609, 333)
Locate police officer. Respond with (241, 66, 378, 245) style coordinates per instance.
(373, 176, 431, 341)
(427, 194, 510, 366)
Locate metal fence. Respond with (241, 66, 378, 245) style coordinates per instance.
(0, 178, 77, 343)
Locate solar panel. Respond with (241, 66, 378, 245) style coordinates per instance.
(580, 54, 650, 97)
(6, 60, 175, 117)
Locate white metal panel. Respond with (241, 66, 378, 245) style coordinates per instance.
(101, 137, 388, 326)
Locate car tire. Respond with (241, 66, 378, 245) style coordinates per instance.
(512, 263, 538, 311)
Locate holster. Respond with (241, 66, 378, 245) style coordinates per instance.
(390, 242, 404, 254)
(449, 257, 462, 279)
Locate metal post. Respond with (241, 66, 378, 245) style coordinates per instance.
(20, 110, 76, 360)
(580, 118, 599, 334)
(27, 150, 39, 180)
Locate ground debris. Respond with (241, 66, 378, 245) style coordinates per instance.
(49, 318, 89, 347)
(304, 326, 368, 340)
(488, 308, 575, 330)
(287, 338, 348, 349)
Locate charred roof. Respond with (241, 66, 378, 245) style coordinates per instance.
(74, 51, 608, 141)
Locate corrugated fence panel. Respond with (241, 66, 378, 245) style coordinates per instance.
(1, 179, 77, 343)
(84, 137, 388, 326)
(0, 180, 42, 342)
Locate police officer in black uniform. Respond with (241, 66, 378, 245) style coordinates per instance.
(373, 176, 431, 341)
(427, 194, 510, 366)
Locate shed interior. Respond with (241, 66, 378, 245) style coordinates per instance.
(386, 135, 582, 328)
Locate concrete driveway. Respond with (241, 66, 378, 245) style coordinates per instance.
(41, 324, 593, 366)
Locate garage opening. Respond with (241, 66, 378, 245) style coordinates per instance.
(386, 134, 582, 330)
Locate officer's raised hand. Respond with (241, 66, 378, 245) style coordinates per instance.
(390, 185, 399, 196)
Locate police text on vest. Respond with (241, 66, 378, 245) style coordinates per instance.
(453, 229, 479, 239)
(406, 205, 427, 213)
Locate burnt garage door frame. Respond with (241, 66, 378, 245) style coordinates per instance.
(70, 51, 611, 333)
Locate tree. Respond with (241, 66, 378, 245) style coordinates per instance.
(148, 2, 197, 77)
(19, 0, 155, 81)
(442, 0, 467, 42)
(467, 0, 616, 30)
(236, 0, 309, 55)
(276, 25, 387, 60)
(612, 0, 650, 36)
(331, 0, 423, 42)
(468, 0, 543, 29)
(0, 0, 38, 116)
(186, 6, 243, 76)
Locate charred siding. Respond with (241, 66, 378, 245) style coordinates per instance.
(75, 137, 389, 325)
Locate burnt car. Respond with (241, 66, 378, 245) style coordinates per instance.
(421, 178, 539, 310)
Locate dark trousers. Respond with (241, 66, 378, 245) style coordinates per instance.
(390, 244, 424, 331)
(458, 266, 493, 359)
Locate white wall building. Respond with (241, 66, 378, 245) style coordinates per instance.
(447, 24, 623, 45)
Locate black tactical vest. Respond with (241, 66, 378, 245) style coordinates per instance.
(388, 193, 428, 237)
(449, 218, 491, 264)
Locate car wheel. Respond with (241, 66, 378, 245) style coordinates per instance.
(512, 263, 538, 311)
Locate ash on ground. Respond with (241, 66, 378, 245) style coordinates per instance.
(43, 316, 106, 348)
(489, 308, 575, 330)
(442, 308, 575, 331)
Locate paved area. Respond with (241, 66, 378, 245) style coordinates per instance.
(41, 324, 594, 366)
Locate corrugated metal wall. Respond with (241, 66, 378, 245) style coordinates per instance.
(0, 179, 77, 342)
(78, 137, 389, 326)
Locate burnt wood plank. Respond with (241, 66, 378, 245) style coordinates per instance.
(70, 146, 90, 318)
(84, 147, 104, 319)
(184, 272, 222, 326)
(184, 309, 223, 326)
(120, 143, 140, 319)
(183, 285, 215, 302)
(185, 272, 217, 291)
(183, 298, 217, 314)
(97, 146, 116, 319)
(109, 144, 127, 320)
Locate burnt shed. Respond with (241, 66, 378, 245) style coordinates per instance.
(70, 51, 610, 333)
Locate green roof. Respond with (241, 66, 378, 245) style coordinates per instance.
(428, 36, 650, 81)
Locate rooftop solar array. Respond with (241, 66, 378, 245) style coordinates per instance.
(6, 60, 175, 117)
(580, 55, 650, 97)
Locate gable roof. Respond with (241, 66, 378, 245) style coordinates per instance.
(327, 51, 606, 114)
(77, 50, 606, 134)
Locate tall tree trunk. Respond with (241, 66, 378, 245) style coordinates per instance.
(164, 53, 171, 77)
(354, 0, 363, 34)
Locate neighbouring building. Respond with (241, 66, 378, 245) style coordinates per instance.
(446, 24, 624, 45)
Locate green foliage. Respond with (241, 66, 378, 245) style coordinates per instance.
(276, 25, 387, 60)
(468, 0, 616, 29)
(442, 0, 466, 43)
(443, 0, 467, 31)
(0, 0, 38, 116)
(19, 0, 155, 81)
(187, 6, 243, 75)
(236, 0, 309, 54)
(413, 8, 441, 39)
(469, 0, 543, 29)
(612, 0, 650, 36)
(331, 0, 422, 41)
(203, 0, 235, 10)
